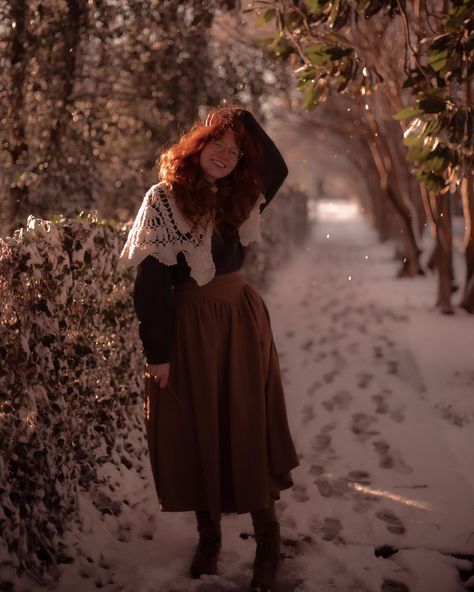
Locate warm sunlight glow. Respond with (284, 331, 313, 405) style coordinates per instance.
(310, 199, 360, 221)
(349, 482, 433, 510)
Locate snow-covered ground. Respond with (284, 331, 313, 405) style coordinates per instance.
(15, 199, 474, 592)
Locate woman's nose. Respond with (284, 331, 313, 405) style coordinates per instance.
(215, 146, 230, 160)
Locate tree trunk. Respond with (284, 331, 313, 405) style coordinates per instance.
(367, 138, 423, 276)
(6, 0, 29, 227)
(460, 172, 474, 313)
(432, 193, 454, 314)
(47, 0, 88, 156)
(365, 106, 423, 276)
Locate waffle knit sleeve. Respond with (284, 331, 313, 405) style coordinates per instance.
(133, 255, 174, 364)
(240, 111, 289, 212)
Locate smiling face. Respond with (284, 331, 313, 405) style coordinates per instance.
(199, 129, 242, 183)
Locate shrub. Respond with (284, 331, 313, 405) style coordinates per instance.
(0, 213, 145, 586)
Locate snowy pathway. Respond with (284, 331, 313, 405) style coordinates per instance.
(262, 201, 474, 592)
(42, 201, 474, 592)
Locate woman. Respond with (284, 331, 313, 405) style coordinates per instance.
(119, 107, 299, 592)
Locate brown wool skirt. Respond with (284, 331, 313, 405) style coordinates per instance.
(144, 271, 299, 521)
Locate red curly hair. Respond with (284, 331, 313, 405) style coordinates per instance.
(158, 107, 264, 231)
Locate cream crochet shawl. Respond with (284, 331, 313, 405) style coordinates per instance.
(118, 181, 266, 286)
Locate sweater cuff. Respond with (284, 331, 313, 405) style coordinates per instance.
(139, 323, 172, 365)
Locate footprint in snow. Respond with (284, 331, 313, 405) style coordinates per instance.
(323, 370, 339, 384)
(381, 579, 410, 592)
(351, 412, 379, 441)
(307, 381, 322, 396)
(291, 483, 310, 503)
(321, 517, 344, 542)
(330, 351, 348, 370)
(116, 522, 132, 543)
(351, 490, 381, 513)
(379, 335, 396, 349)
(309, 464, 325, 476)
(347, 470, 371, 485)
(300, 338, 314, 351)
(140, 528, 154, 541)
(375, 509, 406, 535)
(311, 432, 333, 453)
(322, 389, 353, 411)
(372, 394, 389, 415)
(372, 439, 412, 474)
(301, 402, 316, 424)
(389, 405, 406, 423)
(373, 345, 384, 359)
(372, 439, 395, 469)
(315, 475, 350, 498)
(314, 352, 328, 363)
(387, 360, 399, 375)
(311, 424, 335, 453)
(357, 371, 373, 389)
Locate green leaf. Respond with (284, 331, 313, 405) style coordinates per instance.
(407, 145, 432, 162)
(302, 80, 325, 110)
(305, 0, 330, 12)
(425, 156, 446, 172)
(404, 133, 426, 148)
(303, 83, 316, 109)
(305, 44, 332, 66)
(296, 65, 317, 83)
(393, 106, 422, 120)
(425, 117, 442, 135)
(324, 32, 351, 45)
(428, 48, 449, 72)
(259, 8, 276, 24)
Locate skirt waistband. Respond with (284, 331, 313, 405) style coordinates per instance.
(174, 271, 244, 293)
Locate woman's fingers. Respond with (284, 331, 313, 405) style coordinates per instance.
(145, 362, 170, 388)
(157, 375, 168, 388)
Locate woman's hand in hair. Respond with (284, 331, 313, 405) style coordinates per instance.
(145, 362, 170, 389)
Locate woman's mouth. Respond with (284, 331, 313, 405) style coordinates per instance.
(211, 158, 226, 169)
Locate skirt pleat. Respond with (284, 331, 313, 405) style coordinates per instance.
(144, 271, 299, 520)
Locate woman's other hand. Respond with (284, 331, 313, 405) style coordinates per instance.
(145, 362, 170, 389)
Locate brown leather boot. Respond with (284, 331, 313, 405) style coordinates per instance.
(250, 516, 281, 592)
(190, 511, 222, 579)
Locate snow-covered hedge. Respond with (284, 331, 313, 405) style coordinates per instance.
(0, 213, 145, 586)
(243, 186, 310, 289)
(0, 188, 309, 587)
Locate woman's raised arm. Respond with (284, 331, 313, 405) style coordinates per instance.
(240, 110, 289, 211)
